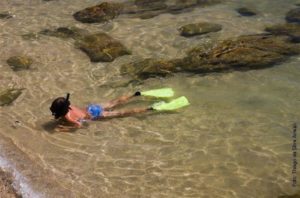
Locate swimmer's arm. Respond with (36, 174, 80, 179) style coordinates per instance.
(55, 115, 83, 132)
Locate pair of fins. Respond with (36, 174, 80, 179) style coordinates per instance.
(139, 88, 190, 111)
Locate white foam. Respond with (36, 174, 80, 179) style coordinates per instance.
(0, 152, 44, 198)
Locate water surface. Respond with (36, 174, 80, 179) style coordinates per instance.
(0, 0, 300, 197)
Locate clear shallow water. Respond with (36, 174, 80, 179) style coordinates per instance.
(0, 0, 300, 197)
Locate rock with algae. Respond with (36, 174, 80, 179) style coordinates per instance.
(286, 8, 300, 23)
(179, 22, 222, 37)
(122, 34, 300, 79)
(180, 34, 300, 73)
(74, 0, 222, 22)
(7, 56, 33, 71)
(73, 2, 124, 23)
(75, 33, 131, 62)
(0, 89, 23, 106)
(121, 58, 181, 79)
(265, 23, 300, 42)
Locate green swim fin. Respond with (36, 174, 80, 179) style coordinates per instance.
(141, 88, 174, 98)
(152, 96, 190, 111)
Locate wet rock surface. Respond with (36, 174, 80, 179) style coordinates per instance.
(286, 8, 300, 23)
(73, 2, 123, 23)
(266, 23, 300, 42)
(75, 33, 131, 62)
(236, 7, 256, 16)
(0, 89, 23, 106)
(122, 34, 300, 79)
(7, 56, 33, 71)
(179, 22, 222, 37)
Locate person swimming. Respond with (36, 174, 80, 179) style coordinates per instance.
(49, 92, 152, 131)
(50, 89, 190, 132)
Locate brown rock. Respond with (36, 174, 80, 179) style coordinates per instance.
(75, 33, 131, 62)
(179, 22, 222, 37)
(73, 2, 123, 23)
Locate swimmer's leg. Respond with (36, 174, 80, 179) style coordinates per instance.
(102, 92, 141, 110)
(101, 106, 152, 118)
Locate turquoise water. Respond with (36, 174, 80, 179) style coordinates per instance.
(0, 0, 300, 197)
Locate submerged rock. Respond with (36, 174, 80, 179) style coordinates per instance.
(21, 33, 40, 40)
(179, 22, 222, 37)
(0, 89, 23, 106)
(122, 34, 300, 79)
(180, 34, 300, 72)
(236, 7, 256, 16)
(286, 8, 300, 23)
(75, 33, 131, 62)
(75, 0, 222, 21)
(278, 192, 300, 198)
(121, 58, 181, 78)
(7, 56, 33, 71)
(0, 12, 13, 19)
(73, 2, 123, 23)
(39, 27, 88, 39)
(266, 23, 300, 42)
(134, 0, 167, 11)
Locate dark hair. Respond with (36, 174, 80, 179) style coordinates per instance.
(50, 94, 70, 119)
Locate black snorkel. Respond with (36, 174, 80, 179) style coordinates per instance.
(65, 93, 70, 103)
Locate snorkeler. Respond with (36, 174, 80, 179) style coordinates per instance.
(49, 88, 190, 132)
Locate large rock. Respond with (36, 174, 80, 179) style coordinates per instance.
(0, 89, 23, 106)
(7, 56, 33, 71)
(266, 23, 300, 42)
(180, 34, 300, 72)
(74, 0, 222, 22)
(73, 2, 123, 23)
(286, 8, 300, 23)
(179, 22, 222, 37)
(75, 33, 131, 62)
(121, 34, 300, 79)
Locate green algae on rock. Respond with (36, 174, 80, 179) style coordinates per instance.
(0, 89, 23, 106)
(122, 34, 300, 79)
(7, 56, 33, 71)
(236, 7, 256, 16)
(179, 22, 222, 37)
(73, 2, 123, 23)
(180, 34, 300, 73)
(286, 8, 300, 23)
(265, 23, 300, 42)
(75, 33, 131, 62)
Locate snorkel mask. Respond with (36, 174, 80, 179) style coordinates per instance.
(50, 93, 71, 119)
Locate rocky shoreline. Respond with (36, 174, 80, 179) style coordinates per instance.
(0, 169, 21, 198)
